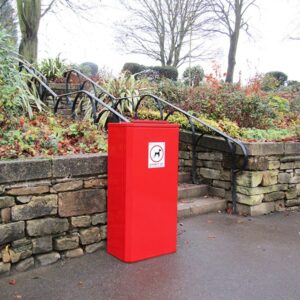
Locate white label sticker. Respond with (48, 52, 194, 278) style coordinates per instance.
(148, 142, 165, 168)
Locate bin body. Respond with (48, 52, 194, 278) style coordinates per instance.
(107, 120, 179, 262)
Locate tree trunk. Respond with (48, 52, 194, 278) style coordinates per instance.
(225, 33, 238, 83)
(17, 0, 41, 63)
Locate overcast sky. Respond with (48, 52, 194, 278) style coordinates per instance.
(38, 0, 300, 82)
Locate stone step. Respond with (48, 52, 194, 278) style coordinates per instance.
(178, 184, 208, 200)
(178, 172, 191, 184)
(178, 197, 227, 219)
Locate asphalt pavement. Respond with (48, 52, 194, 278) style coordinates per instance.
(1, 211, 300, 300)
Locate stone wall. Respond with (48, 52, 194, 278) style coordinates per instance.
(179, 131, 300, 216)
(0, 154, 107, 276)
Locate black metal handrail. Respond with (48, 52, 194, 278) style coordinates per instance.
(63, 69, 116, 103)
(110, 94, 249, 213)
(19, 60, 248, 214)
(17, 60, 129, 124)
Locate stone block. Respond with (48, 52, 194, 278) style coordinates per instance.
(184, 160, 192, 167)
(290, 176, 300, 184)
(85, 241, 106, 253)
(237, 171, 263, 187)
(0, 158, 51, 184)
(54, 236, 79, 251)
(286, 187, 297, 200)
(11, 238, 31, 248)
(221, 170, 231, 181)
(245, 143, 284, 156)
(199, 168, 220, 180)
(79, 227, 101, 245)
(0, 196, 15, 209)
(280, 162, 294, 170)
(237, 202, 275, 216)
(237, 193, 264, 206)
(0, 221, 25, 245)
(71, 216, 91, 227)
(16, 196, 32, 204)
(212, 180, 231, 190)
(284, 143, 300, 155)
(26, 218, 69, 237)
(198, 152, 223, 161)
(237, 184, 282, 196)
(52, 154, 107, 178)
(264, 191, 285, 202)
(262, 171, 278, 186)
(15, 257, 34, 272)
(286, 199, 300, 207)
(278, 173, 292, 184)
(32, 236, 53, 254)
(203, 161, 222, 170)
(91, 213, 107, 225)
(1, 208, 11, 223)
(100, 225, 107, 240)
(51, 180, 83, 193)
(7, 185, 49, 196)
(0, 262, 11, 274)
(84, 178, 107, 189)
(274, 200, 285, 212)
(246, 157, 268, 171)
(58, 189, 106, 217)
(268, 160, 280, 170)
(36, 252, 60, 266)
(208, 186, 226, 198)
(179, 151, 190, 160)
(64, 248, 84, 258)
(11, 195, 57, 221)
(9, 243, 32, 263)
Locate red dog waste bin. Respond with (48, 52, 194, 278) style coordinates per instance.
(107, 120, 179, 262)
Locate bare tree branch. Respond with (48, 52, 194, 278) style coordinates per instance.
(115, 0, 213, 68)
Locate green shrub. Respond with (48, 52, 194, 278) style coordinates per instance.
(38, 55, 67, 81)
(262, 71, 288, 91)
(122, 63, 178, 81)
(156, 79, 186, 103)
(0, 28, 44, 121)
(122, 62, 146, 74)
(151, 66, 178, 81)
(261, 74, 280, 91)
(182, 65, 204, 86)
(80, 62, 98, 77)
(241, 128, 295, 141)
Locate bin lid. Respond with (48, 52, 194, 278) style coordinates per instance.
(108, 120, 179, 128)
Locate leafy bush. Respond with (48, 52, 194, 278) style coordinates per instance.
(240, 128, 296, 141)
(0, 114, 107, 159)
(182, 65, 204, 86)
(122, 63, 178, 81)
(261, 74, 280, 91)
(0, 29, 44, 121)
(155, 79, 186, 103)
(38, 55, 67, 81)
(122, 62, 146, 74)
(151, 66, 178, 81)
(80, 62, 99, 77)
(137, 109, 241, 138)
(262, 71, 288, 91)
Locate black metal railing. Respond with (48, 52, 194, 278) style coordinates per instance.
(19, 61, 248, 214)
(109, 94, 249, 214)
(18, 60, 129, 124)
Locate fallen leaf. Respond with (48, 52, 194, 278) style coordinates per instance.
(208, 236, 216, 239)
(207, 220, 213, 224)
(9, 279, 16, 285)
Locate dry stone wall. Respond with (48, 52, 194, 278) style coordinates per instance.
(179, 131, 300, 216)
(0, 154, 107, 276)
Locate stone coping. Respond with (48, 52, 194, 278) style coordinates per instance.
(0, 154, 108, 184)
(180, 131, 300, 156)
